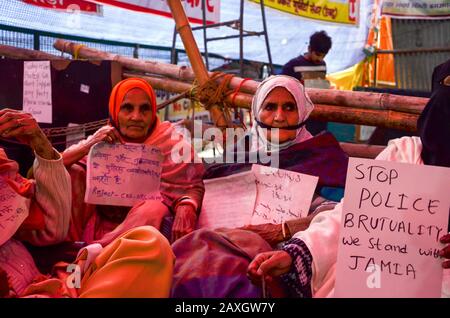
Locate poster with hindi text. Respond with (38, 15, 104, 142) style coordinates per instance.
(0, 177, 30, 246)
(197, 165, 319, 229)
(251, 164, 318, 225)
(85, 142, 163, 207)
(23, 61, 53, 124)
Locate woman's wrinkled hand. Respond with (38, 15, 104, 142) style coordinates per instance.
(247, 250, 292, 287)
(89, 125, 122, 146)
(239, 223, 283, 246)
(172, 204, 197, 242)
(0, 109, 57, 160)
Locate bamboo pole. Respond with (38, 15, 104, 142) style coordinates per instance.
(311, 104, 418, 131)
(124, 72, 254, 109)
(53, 39, 193, 79)
(129, 73, 418, 131)
(0, 44, 62, 60)
(166, 0, 209, 84)
(53, 39, 259, 93)
(307, 90, 426, 114)
(3, 43, 419, 131)
(53, 39, 428, 115)
(166, 0, 230, 128)
(0, 43, 419, 132)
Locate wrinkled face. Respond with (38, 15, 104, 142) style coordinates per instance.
(117, 88, 153, 142)
(259, 87, 300, 144)
(309, 49, 326, 64)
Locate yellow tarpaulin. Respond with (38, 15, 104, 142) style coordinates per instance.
(327, 60, 365, 90)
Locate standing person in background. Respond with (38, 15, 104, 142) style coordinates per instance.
(281, 30, 332, 85)
(281, 31, 332, 136)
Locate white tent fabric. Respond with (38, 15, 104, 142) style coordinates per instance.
(0, 0, 374, 73)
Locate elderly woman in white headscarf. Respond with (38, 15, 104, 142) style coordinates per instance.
(202, 75, 349, 246)
(247, 61, 450, 298)
(247, 75, 314, 153)
(171, 76, 349, 298)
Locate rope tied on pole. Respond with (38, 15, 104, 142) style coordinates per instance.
(73, 44, 86, 60)
(156, 71, 250, 129)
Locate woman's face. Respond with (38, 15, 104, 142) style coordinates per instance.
(259, 87, 300, 144)
(117, 88, 153, 142)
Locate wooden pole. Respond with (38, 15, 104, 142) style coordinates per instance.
(53, 39, 193, 79)
(311, 104, 418, 131)
(53, 40, 428, 115)
(0, 44, 62, 60)
(123, 72, 253, 109)
(129, 73, 418, 131)
(0, 44, 419, 132)
(166, 0, 229, 128)
(307, 89, 426, 114)
(166, 0, 209, 84)
(54, 39, 259, 93)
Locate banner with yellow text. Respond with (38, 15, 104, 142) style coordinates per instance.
(250, 0, 359, 25)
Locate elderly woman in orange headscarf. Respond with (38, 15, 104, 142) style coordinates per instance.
(62, 78, 205, 246)
(0, 109, 174, 298)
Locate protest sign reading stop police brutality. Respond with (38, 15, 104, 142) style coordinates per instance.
(335, 158, 450, 298)
(85, 142, 163, 207)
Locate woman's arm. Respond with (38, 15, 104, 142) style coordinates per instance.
(240, 195, 338, 246)
(0, 109, 72, 245)
(62, 125, 122, 167)
(19, 151, 72, 245)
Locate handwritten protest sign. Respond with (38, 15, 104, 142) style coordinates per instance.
(335, 158, 450, 298)
(0, 177, 30, 246)
(251, 165, 319, 225)
(198, 165, 319, 229)
(23, 61, 52, 124)
(197, 170, 257, 229)
(85, 142, 163, 207)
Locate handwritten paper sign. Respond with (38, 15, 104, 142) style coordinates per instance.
(85, 142, 163, 207)
(197, 170, 257, 229)
(251, 165, 319, 225)
(198, 165, 319, 229)
(23, 61, 52, 124)
(0, 177, 30, 246)
(335, 158, 450, 298)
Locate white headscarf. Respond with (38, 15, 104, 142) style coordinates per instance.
(249, 75, 314, 152)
